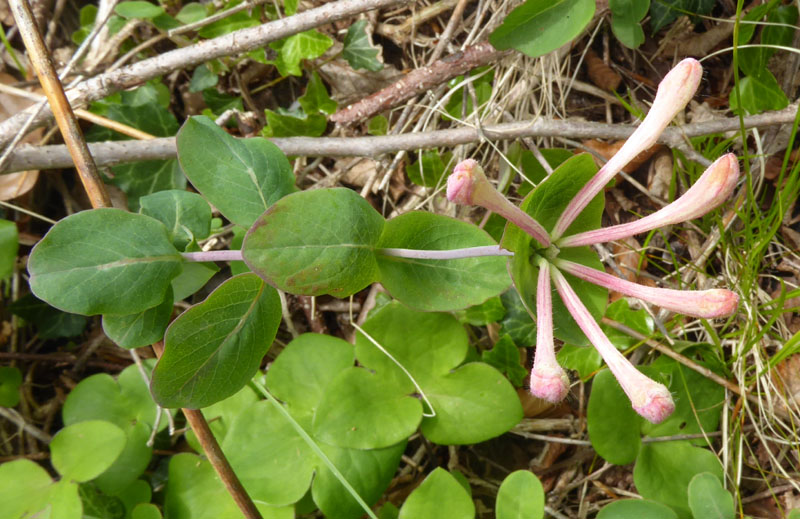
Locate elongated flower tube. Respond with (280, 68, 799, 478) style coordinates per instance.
(447, 159, 551, 247)
(555, 259, 739, 319)
(529, 260, 570, 403)
(552, 58, 703, 240)
(551, 267, 675, 424)
(559, 153, 739, 248)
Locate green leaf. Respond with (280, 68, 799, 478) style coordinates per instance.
(270, 30, 333, 77)
(299, 70, 337, 115)
(602, 298, 654, 349)
(243, 188, 384, 297)
(729, 71, 790, 115)
(688, 473, 735, 519)
(197, 5, 261, 38)
(587, 369, 643, 465)
(489, 0, 595, 58)
(482, 335, 527, 387)
(176, 115, 295, 228)
(139, 190, 212, 251)
(102, 287, 173, 349)
(515, 149, 573, 197)
(79, 483, 126, 519)
(202, 89, 244, 115)
(0, 366, 21, 407)
(165, 453, 293, 519)
(376, 212, 510, 311)
(263, 109, 327, 137)
(596, 500, 679, 519)
(556, 344, 601, 379)
(610, 3, 647, 48)
(499, 290, 536, 346)
(112, 160, 186, 211)
(189, 64, 219, 93)
(0, 459, 54, 518)
(405, 151, 452, 187)
(313, 367, 423, 449)
(634, 442, 724, 519)
(398, 468, 475, 519)
(51, 421, 126, 482)
(495, 470, 544, 519)
(132, 503, 163, 519)
(185, 383, 260, 452)
(0, 219, 18, 280)
(170, 261, 219, 301)
(283, 0, 298, 15)
(9, 294, 88, 339)
(28, 209, 183, 316)
(649, 0, 715, 34)
(367, 115, 388, 136)
(151, 273, 281, 408)
(176, 3, 207, 24)
(444, 68, 494, 122)
(343, 20, 382, 72)
(503, 154, 607, 346)
(458, 296, 506, 326)
(115, 1, 164, 19)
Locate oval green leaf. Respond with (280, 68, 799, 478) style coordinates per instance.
(0, 459, 53, 518)
(50, 420, 126, 482)
(102, 287, 174, 349)
(495, 470, 544, 519)
(243, 188, 384, 297)
(398, 468, 475, 519)
(139, 190, 212, 251)
(587, 368, 643, 465)
(377, 212, 510, 311)
(176, 116, 295, 228)
(596, 499, 679, 519)
(28, 209, 182, 316)
(688, 472, 735, 519)
(151, 273, 281, 409)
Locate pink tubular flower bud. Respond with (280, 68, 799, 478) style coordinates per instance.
(551, 267, 675, 423)
(552, 58, 703, 241)
(555, 259, 739, 319)
(446, 159, 551, 247)
(529, 261, 570, 403)
(560, 154, 739, 248)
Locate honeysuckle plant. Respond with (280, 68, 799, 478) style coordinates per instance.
(445, 58, 740, 423)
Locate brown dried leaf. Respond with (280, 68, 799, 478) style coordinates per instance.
(774, 354, 800, 410)
(647, 149, 673, 201)
(0, 73, 41, 200)
(585, 49, 621, 91)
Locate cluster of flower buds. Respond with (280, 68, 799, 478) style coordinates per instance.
(446, 58, 739, 424)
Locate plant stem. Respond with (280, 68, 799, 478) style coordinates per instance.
(377, 245, 513, 260)
(182, 250, 244, 262)
(252, 380, 380, 519)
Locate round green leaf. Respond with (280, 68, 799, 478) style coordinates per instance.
(634, 442, 724, 518)
(0, 218, 18, 280)
(587, 369, 643, 465)
(28, 209, 182, 316)
(185, 383, 260, 452)
(489, 0, 595, 58)
(265, 333, 355, 416)
(132, 503, 163, 519)
(376, 212, 510, 311)
(44, 480, 82, 519)
(177, 116, 295, 228)
(313, 367, 422, 449)
(139, 190, 212, 251)
(222, 401, 316, 506)
(0, 459, 53, 518)
(420, 363, 522, 445)
(596, 499, 679, 519)
(243, 188, 384, 297)
(398, 468, 475, 519)
(115, 1, 165, 18)
(50, 420, 126, 482)
(151, 273, 282, 409)
(0, 366, 22, 407)
(102, 287, 173, 349)
(495, 470, 544, 519)
(688, 472, 735, 519)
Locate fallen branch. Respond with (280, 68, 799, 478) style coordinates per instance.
(3, 104, 797, 174)
(330, 41, 509, 125)
(0, 0, 408, 148)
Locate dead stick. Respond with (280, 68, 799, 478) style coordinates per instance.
(9, 0, 111, 208)
(330, 41, 509, 125)
(3, 104, 798, 174)
(151, 342, 263, 519)
(0, 0, 408, 147)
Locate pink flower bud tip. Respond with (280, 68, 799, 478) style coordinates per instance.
(630, 381, 675, 424)
(529, 365, 570, 403)
(447, 159, 483, 205)
(694, 289, 739, 319)
(655, 58, 703, 111)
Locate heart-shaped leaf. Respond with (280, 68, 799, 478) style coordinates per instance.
(28, 209, 182, 316)
(377, 212, 510, 311)
(495, 470, 544, 519)
(244, 188, 384, 297)
(50, 420, 126, 482)
(398, 468, 474, 519)
(687, 472, 735, 519)
(151, 273, 281, 409)
(176, 116, 295, 228)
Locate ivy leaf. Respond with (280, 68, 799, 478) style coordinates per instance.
(482, 335, 527, 387)
(197, 5, 261, 38)
(298, 70, 337, 115)
(151, 274, 282, 409)
(649, 0, 714, 34)
(189, 64, 218, 93)
(405, 151, 452, 187)
(270, 30, 333, 77)
(343, 20, 383, 72)
(263, 109, 327, 137)
(243, 188, 384, 297)
(729, 71, 789, 115)
(28, 209, 183, 316)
